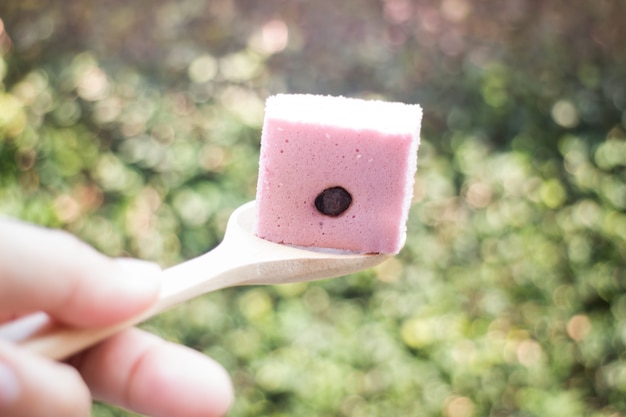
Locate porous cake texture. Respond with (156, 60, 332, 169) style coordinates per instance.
(255, 94, 422, 254)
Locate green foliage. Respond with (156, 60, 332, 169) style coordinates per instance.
(1, 1, 625, 416)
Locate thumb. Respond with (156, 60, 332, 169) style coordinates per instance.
(0, 340, 91, 417)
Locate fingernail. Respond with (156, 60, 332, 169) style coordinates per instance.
(113, 258, 162, 295)
(0, 361, 19, 408)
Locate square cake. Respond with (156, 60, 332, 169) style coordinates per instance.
(255, 94, 422, 254)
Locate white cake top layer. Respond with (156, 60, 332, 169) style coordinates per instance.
(266, 94, 422, 135)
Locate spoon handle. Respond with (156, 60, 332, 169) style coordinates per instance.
(0, 201, 388, 360)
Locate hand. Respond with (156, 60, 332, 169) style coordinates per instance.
(0, 218, 234, 417)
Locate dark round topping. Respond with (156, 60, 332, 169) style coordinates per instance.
(315, 187, 352, 217)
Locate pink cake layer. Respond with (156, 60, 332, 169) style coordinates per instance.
(255, 94, 422, 254)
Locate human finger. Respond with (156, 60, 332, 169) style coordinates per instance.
(0, 340, 91, 417)
(72, 328, 234, 417)
(0, 218, 161, 327)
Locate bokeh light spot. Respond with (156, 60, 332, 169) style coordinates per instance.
(540, 178, 567, 208)
(0, 93, 26, 137)
(239, 289, 273, 322)
(441, 0, 471, 22)
(188, 54, 218, 84)
(444, 395, 475, 417)
(383, 0, 413, 24)
(261, 19, 289, 54)
(77, 66, 109, 101)
(552, 100, 580, 128)
(567, 314, 592, 342)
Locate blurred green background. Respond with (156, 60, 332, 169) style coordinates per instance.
(1, 1, 625, 416)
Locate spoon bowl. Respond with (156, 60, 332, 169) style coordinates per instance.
(2, 201, 389, 360)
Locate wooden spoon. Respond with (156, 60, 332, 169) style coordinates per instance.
(1, 201, 389, 360)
